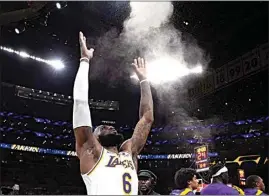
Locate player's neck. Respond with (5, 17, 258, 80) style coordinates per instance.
(187, 185, 193, 191)
(106, 146, 118, 153)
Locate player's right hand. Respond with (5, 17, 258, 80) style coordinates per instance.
(132, 57, 147, 81)
(79, 31, 94, 60)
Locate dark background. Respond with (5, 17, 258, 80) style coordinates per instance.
(0, 1, 268, 195)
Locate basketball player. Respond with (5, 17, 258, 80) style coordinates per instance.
(72, 32, 154, 195)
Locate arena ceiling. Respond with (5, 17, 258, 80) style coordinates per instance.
(0, 2, 268, 100)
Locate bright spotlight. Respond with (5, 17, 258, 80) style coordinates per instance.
(0, 45, 65, 70)
(191, 66, 203, 73)
(15, 28, 20, 34)
(147, 58, 189, 84)
(19, 51, 30, 58)
(14, 26, 25, 34)
(47, 60, 65, 70)
(14, 22, 26, 34)
(56, 2, 61, 9)
(56, 2, 67, 9)
(131, 56, 203, 84)
(183, 21, 189, 26)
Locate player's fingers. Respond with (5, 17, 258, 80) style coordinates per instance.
(79, 32, 83, 43)
(134, 59, 138, 66)
(138, 57, 142, 68)
(141, 57, 144, 68)
(89, 48, 94, 53)
(141, 58, 145, 68)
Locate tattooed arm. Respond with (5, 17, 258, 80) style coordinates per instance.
(121, 57, 154, 161)
(131, 81, 154, 154)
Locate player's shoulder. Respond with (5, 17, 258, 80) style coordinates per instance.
(227, 185, 240, 194)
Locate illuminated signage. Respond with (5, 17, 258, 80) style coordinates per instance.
(194, 145, 209, 172)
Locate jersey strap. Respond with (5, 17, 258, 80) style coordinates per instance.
(256, 190, 263, 195)
(232, 185, 245, 195)
(180, 188, 192, 195)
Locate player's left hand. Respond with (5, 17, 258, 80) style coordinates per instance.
(132, 57, 147, 81)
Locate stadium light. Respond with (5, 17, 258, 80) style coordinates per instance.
(14, 22, 26, 34)
(55, 2, 67, 9)
(19, 51, 30, 58)
(56, 2, 61, 9)
(47, 60, 65, 70)
(0, 45, 65, 70)
(131, 56, 203, 84)
(15, 28, 20, 34)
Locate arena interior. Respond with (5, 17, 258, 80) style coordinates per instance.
(0, 2, 268, 195)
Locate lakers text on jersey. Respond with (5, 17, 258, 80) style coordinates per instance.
(81, 148, 138, 195)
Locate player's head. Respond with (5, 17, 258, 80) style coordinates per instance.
(246, 175, 265, 191)
(210, 163, 229, 184)
(174, 168, 199, 190)
(138, 170, 157, 194)
(94, 125, 124, 147)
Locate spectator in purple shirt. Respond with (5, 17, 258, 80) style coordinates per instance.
(170, 168, 198, 195)
(244, 175, 267, 195)
(200, 163, 238, 195)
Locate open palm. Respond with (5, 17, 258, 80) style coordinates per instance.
(132, 57, 147, 81)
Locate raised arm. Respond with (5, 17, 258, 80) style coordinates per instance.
(121, 57, 154, 159)
(73, 32, 101, 159)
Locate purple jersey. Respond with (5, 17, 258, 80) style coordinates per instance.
(244, 188, 267, 195)
(200, 183, 239, 195)
(170, 188, 195, 195)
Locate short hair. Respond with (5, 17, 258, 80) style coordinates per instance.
(174, 168, 197, 189)
(246, 175, 261, 188)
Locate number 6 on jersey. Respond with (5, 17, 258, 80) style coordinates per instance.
(122, 173, 132, 194)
